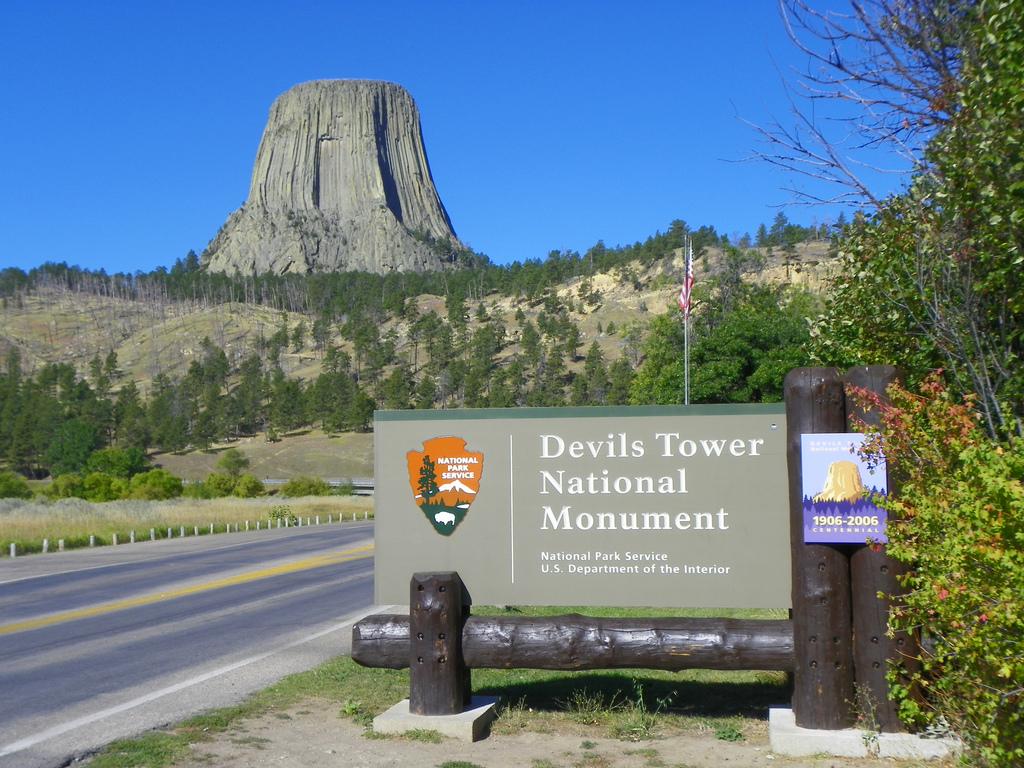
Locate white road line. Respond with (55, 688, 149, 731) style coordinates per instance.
(0, 603, 399, 759)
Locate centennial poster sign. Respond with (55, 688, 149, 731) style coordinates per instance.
(375, 404, 791, 608)
(801, 432, 888, 544)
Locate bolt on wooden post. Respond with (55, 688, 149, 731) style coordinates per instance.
(844, 365, 918, 732)
(784, 367, 855, 729)
(409, 572, 470, 716)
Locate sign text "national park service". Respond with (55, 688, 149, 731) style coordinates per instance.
(374, 405, 791, 608)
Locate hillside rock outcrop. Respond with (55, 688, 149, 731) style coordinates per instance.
(203, 80, 461, 275)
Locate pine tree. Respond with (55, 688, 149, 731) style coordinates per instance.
(582, 341, 609, 404)
(607, 358, 634, 405)
(417, 455, 440, 502)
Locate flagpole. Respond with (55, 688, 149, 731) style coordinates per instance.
(684, 236, 690, 406)
(678, 235, 694, 406)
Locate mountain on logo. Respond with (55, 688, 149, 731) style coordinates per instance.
(406, 436, 484, 537)
(438, 479, 476, 495)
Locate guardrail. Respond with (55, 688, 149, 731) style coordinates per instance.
(260, 478, 374, 495)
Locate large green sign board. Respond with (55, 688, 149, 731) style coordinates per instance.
(374, 404, 791, 608)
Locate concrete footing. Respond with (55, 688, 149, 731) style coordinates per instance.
(373, 697, 499, 742)
(769, 708, 960, 760)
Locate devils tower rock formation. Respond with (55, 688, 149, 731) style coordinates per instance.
(202, 80, 461, 275)
(813, 461, 865, 503)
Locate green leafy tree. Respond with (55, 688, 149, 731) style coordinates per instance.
(769, 0, 1024, 436)
(855, 376, 1024, 766)
(216, 447, 250, 478)
(630, 286, 812, 404)
(85, 447, 149, 479)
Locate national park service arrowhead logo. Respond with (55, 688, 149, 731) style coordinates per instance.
(406, 436, 484, 536)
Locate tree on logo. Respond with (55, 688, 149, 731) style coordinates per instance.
(417, 455, 440, 503)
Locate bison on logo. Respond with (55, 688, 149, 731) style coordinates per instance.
(406, 436, 484, 536)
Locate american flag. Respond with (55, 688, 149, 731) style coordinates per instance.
(677, 239, 695, 317)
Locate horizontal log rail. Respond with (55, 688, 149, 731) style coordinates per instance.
(353, 614, 794, 672)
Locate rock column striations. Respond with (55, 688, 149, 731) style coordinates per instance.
(203, 80, 461, 275)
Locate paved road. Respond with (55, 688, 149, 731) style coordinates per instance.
(0, 523, 387, 768)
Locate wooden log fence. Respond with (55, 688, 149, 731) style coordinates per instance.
(354, 611, 795, 672)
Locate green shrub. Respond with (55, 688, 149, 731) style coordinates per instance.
(127, 469, 183, 500)
(44, 473, 86, 499)
(269, 504, 297, 526)
(182, 480, 215, 499)
(0, 470, 32, 499)
(279, 476, 329, 497)
(334, 480, 355, 496)
(82, 472, 128, 502)
(854, 374, 1024, 766)
(204, 472, 237, 497)
(232, 474, 264, 498)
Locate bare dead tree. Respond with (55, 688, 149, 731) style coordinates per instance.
(749, 0, 970, 207)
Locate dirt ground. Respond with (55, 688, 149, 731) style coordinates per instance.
(172, 702, 954, 768)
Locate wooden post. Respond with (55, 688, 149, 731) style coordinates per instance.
(844, 365, 917, 732)
(409, 572, 469, 716)
(784, 367, 855, 729)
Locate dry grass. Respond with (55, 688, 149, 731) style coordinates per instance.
(152, 430, 374, 481)
(0, 495, 373, 555)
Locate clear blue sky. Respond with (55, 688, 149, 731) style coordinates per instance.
(0, 1, 900, 273)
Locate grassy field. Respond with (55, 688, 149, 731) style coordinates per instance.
(0, 495, 373, 555)
(151, 430, 374, 481)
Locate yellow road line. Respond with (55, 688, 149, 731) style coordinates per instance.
(0, 544, 374, 636)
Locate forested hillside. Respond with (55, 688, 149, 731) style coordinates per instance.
(0, 215, 836, 480)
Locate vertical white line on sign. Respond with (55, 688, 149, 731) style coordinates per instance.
(509, 434, 515, 584)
